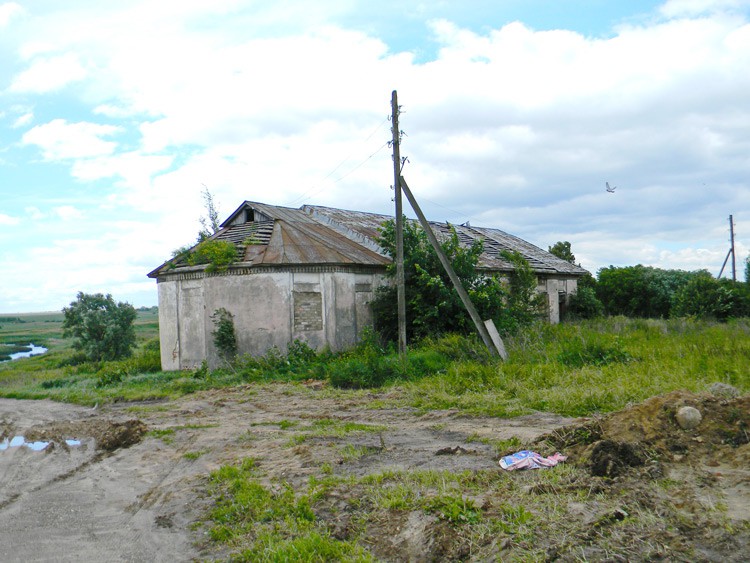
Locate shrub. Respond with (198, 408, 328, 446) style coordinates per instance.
(211, 308, 237, 362)
(372, 219, 543, 342)
(671, 272, 747, 320)
(596, 265, 696, 318)
(188, 240, 238, 273)
(567, 285, 604, 319)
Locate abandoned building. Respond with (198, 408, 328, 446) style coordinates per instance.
(148, 201, 589, 370)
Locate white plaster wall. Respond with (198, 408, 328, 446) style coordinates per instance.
(178, 280, 207, 369)
(202, 272, 293, 367)
(546, 278, 560, 324)
(157, 281, 179, 371)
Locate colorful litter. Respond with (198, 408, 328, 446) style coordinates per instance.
(499, 450, 567, 470)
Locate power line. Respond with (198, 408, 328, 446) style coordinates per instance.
(285, 116, 390, 207)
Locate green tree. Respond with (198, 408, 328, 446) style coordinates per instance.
(672, 272, 733, 320)
(371, 219, 542, 341)
(198, 184, 221, 242)
(596, 265, 696, 318)
(62, 292, 137, 362)
(548, 241, 576, 264)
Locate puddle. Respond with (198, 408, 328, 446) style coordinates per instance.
(0, 436, 82, 452)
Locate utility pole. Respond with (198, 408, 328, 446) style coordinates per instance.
(399, 177, 507, 359)
(391, 91, 407, 357)
(718, 214, 737, 280)
(730, 214, 736, 282)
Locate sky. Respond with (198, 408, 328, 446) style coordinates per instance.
(1, 0, 750, 313)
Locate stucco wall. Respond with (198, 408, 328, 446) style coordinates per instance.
(157, 268, 577, 371)
(156, 268, 385, 371)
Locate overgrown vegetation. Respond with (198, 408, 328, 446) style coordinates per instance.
(371, 219, 544, 342)
(3, 308, 749, 560)
(168, 186, 238, 272)
(211, 307, 238, 362)
(3, 315, 748, 416)
(589, 264, 750, 320)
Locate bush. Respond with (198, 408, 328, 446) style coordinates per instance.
(93, 338, 163, 387)
(671, 273, 748, 320)
(372, 219, 543, 342)
(188, 240, 238, 273)
(211, 308, 237, 362)
(596, 265, 696, 318)
(62, 292, 137, 362)
(567, 286, 604, 319)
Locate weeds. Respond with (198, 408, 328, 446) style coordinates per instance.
(2, 316, 749, 419)
(205, 458, 371, 562)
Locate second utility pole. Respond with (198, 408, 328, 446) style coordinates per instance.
(391, 90, 407, 357)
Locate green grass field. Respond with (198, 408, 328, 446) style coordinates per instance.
(2, 313, 748, 560)
(0, 312, 747, 416)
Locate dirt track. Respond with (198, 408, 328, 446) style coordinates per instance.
(0, 385, 573, 562)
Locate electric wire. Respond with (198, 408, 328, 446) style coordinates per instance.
(284, 116, 390, 207)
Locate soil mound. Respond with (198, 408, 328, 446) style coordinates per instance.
(25, 418, 148, 451)
(537, 390, 750, 475)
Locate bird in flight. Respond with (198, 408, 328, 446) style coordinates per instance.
(606, 182, 616, 193)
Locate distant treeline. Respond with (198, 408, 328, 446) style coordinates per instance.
(568, 265, 750, 320)
(0, 317, 25, 324)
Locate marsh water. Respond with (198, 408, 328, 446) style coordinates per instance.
(1, 343, 47, 361)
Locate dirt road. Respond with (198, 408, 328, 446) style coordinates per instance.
(0, 385, 573, 562)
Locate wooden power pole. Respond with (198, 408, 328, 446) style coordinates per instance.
(730, 214, 736, 282)
(718, 214, 737, 281)
(391, 91, 407, 356)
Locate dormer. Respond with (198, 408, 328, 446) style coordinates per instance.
(221, 201, 274, 228)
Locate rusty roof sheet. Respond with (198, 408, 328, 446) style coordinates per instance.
(149, 200, 588, 277)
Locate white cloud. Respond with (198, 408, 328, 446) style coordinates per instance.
(0, 213, 20, 226)
(660, 0, 750, 17)
(12, 112, 33, 128)
(9, 53, 88, 93)
(71, 151, 173, 186)
(22, 119, 122, 160)
(54, 206, 84, 221)
(2, 1, 750, 311)
(25, 207, 45, 220)
(0, 2, 23, 27)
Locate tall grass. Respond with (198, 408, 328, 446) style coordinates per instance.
(395, 317, 749, 417)
(1, 315, 747, 416)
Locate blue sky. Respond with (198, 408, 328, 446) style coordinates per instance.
(1, 0, 750, 312)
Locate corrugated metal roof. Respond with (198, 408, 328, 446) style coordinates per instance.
(149, 200, 588, 278)
(302, 204, 589, 276)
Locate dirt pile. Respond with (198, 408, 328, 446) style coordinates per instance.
(536, 389, 750, 476)
(526, 389, 750, 561)
(23, 418, 148, 451)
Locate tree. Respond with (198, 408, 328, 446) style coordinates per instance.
(672, 272, 732, 320)
(198, 185, 221, 242)
(62, 292, 137, 362)
(548, 241, 576, 264)
(371, 220, 543, 341)
(596, 265, 696, 318)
